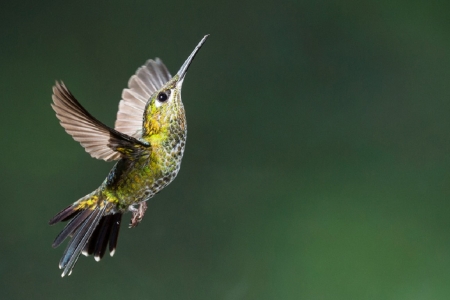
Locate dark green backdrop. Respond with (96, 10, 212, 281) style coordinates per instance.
(1, 0, 450, 299)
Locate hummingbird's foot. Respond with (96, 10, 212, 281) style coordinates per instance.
(129, 202, 148, 228)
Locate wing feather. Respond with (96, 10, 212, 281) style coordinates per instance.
(52, 82, 122, 161)
(115, 58, 172, 137)
(52, 81, 149, 161)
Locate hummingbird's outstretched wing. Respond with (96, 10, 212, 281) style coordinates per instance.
(52, 82, 150, 161)
(115, 58, 172, 137)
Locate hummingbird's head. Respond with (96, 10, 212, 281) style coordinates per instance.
(143, 35, 209, 139)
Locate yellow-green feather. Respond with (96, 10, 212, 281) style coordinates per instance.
(94, 75, 187, 212)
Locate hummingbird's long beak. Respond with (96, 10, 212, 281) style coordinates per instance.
(176, 35, 209, 81)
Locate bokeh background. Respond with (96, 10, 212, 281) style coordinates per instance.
(1, 0, 450, 299)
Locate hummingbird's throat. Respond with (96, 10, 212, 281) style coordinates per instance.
(145, 117, 162, 136)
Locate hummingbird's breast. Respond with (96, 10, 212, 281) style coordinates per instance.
(103, 120, 187, 211)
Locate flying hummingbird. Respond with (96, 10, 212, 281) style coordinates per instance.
(49, 35, 209, 277)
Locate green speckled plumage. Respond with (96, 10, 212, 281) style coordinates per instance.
(101, 75, 187, 211)
(49, 36, 209, 277)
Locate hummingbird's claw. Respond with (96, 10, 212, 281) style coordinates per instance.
(129, 202, 148, 228)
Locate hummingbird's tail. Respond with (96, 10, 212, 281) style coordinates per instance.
(49, 193, 123, 277)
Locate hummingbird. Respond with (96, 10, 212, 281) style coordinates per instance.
(49, 35, 209, 277)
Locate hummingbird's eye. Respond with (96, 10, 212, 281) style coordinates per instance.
(157, 90, 170, 102)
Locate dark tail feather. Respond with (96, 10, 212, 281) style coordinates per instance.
(82, 216, 105, 256)
(109, 213, 123, 256)
(59, 206, 106, 277)
(82, 214, 115, 261)
(49, 205, 79, 225)
(94, 214, 114, 261)
(50, 202, 123, 277)
(52, 209, 91, 248)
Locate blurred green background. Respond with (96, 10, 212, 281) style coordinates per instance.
(1, 0, 450, 299)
